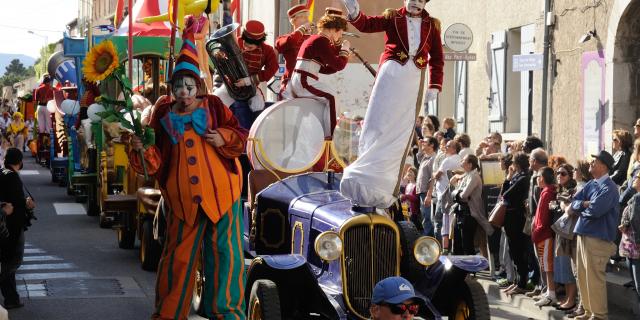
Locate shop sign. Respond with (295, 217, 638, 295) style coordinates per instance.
(444, 52, 476, 61)
(512, 54, 543, 72)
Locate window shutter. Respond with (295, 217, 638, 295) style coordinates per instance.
(520, 24, 536, 134)
(454, 61, 467, 132)
(489, 30, 507, 133)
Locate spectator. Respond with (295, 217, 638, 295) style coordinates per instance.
(442, 117, 456, 140)
(0, 112, 10, 135)
(508, 140, 524, 154)
(476, 132, 503, 159)
(553, 164, 579, 311)
(611, 129, 633, 186)
(525, 148, 548, 297)
(416, 137, 437, 236)
(400, 167, 421, 230)
(621, 139, 640, 208)
(433, 140, 462, 253)
(493, 153, 515, 285)
(532, 167, 558, 306)
(414, 116, 424, 140)
(7, 112, 25, 150)
(370, 277, 424, 320)
(451, 155, 493, 255)
(571, 151, 620, 320)
(0, 148, 36, 309)
(574, 160, 594, 189)
(501, 152, 531, 295)
(421, 121, 435, 138)
(426, 115, 440, 132)
(454, 133, 472, 158)
(618, 175, 640, 311)
(549, 155, 567, 170)
(523, 136, 544, 153)
(634, 118, 640, 139)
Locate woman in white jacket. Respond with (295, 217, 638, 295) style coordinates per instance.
(451, 155, 494, 255)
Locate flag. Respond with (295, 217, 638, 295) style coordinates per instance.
(306, 0, 315, 21)
(114, 0, 125, 27)
(230, 0, 241, 24)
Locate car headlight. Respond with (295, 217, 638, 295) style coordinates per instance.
(314, 231, 343, 261)
(413, 236, 441, 266)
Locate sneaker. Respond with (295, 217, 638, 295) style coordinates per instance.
(502, 283, 517, 292)
(534, 296, 556, 307)
(496, 278, 511, 288)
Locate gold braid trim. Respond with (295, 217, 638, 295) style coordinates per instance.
(382, 8, 397, 19)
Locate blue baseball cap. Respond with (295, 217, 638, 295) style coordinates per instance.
(371, 277, 426, 305)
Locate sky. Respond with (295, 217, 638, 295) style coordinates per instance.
(0, 0, 79, 60)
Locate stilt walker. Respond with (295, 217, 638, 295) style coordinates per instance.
(340, 0, 444, 208)
(130, 26, 248, 320)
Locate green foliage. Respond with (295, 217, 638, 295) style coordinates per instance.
(0, 58, 36, 86)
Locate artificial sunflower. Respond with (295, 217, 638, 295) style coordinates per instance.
(83, 40, 119, 83)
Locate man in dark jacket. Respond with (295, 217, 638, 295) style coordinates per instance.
(0, 148, 35, 309)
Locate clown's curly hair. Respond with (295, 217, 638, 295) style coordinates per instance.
(317, 14, 348, 32)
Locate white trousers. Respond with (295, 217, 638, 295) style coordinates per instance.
(213, 84, 265, 112)
(289, 71, 335, 138)
(36, 104, 52, 133)
(340, 60, 423, 208)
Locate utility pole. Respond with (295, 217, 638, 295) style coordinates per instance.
(541, 0, 551, 143)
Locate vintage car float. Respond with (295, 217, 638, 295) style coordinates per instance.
(188, 97, 490, 320)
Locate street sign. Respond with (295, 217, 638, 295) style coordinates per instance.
(444, 23, 473, 52)
(512, 54, 544, 72)
(444, 52, 477, 61)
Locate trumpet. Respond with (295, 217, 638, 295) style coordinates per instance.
(343, 32, 360, 38)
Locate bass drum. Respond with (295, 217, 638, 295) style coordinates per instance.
(247, 98, 329, 174)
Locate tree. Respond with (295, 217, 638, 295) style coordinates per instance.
(4, 59, 28, 76)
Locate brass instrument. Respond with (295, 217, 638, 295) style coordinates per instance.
(206, 23, 256, 101)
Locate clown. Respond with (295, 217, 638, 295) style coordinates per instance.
(33, 74, 54, 149)
(288, 8, 351, 139)
(213, 20, 278, 129)
(340, 0, 444, 208)
(275, 4, 313, 100)
(130, 27, 248, 320)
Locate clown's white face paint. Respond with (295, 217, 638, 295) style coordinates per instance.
(404, 0, 426, 16)
(173, 76, 198, 107)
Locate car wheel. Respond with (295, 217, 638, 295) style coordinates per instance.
(191, 252, 205, 316)
(248, 280, 281, 320)
(99, 211, 112, 228)
(117, 224, 136, 249)
(397, 220, 424, 283)
(450, 277, 490, 320)
(140, 219, 161, 271)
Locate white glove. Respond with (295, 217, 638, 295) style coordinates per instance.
(342, 0, 360, 20)
(340, 39, 351, 52)
(235, 77, 252, 87)
(249, 94, 265, 112)
(425, 88, 439, 102)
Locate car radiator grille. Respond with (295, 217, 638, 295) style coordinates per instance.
(343, 223, 398, 318)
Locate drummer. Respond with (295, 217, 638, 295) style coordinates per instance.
(288, 8, 351, 139)
(33, 74, 54, 149)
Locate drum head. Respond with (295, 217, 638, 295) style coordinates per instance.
(331, 116, 362, 167)
(248, 98, 327, 173)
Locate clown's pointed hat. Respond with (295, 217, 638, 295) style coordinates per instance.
(172, 23, 201, 83)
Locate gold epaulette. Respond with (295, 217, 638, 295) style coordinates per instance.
(432, 17, 442, 33)
(382, 8, 397, 19)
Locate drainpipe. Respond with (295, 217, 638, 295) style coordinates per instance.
(541, 0, 551, 144)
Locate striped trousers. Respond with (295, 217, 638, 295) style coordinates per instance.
(153, 200, 246, 320)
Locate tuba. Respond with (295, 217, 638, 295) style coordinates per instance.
(206, 23, 256, 101)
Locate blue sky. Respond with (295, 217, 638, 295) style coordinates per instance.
(0, 0, 79, 59)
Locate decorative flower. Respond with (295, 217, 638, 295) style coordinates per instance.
(83, 40, 119, 82)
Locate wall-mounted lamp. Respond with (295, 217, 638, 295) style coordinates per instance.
(578, 30, 597, 44)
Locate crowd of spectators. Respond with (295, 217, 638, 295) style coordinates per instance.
(399, 115, 640, 319)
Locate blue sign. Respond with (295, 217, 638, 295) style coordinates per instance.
(512, 54, 543, 72)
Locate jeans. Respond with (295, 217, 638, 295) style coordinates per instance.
(419, 193, 434, 237)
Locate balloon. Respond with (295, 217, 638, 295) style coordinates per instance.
(46, 100, 57, 113)
(60, 99, 80, 115)
(87, 103, 106, 122)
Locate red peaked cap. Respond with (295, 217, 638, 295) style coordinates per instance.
(325, 7, 345, 17)
(243, 20, 266, 40)
(287, 4, 309, 18)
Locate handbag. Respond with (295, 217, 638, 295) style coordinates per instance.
(488, 201, 507, 227)
(551, 212, 578, 240)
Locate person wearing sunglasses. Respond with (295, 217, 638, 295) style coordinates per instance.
(370, 277, 425, 319)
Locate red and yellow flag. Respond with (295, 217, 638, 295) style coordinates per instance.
(113, 0, 125, 27)
(306, 0, 315, 21)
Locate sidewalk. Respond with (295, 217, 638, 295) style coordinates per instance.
(476, 264, 640, 320)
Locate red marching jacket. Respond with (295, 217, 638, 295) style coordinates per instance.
(349, 7, 444, 90)
(297, 35, 349, 75)
(238, 39, 279, 83)
(275, 30, 310, 82)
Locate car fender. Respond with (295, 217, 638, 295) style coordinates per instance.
(439, 255, 489, 273)
(245, 255, 340, 319)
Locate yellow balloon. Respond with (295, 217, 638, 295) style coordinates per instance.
(137, 0, 220, 31)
